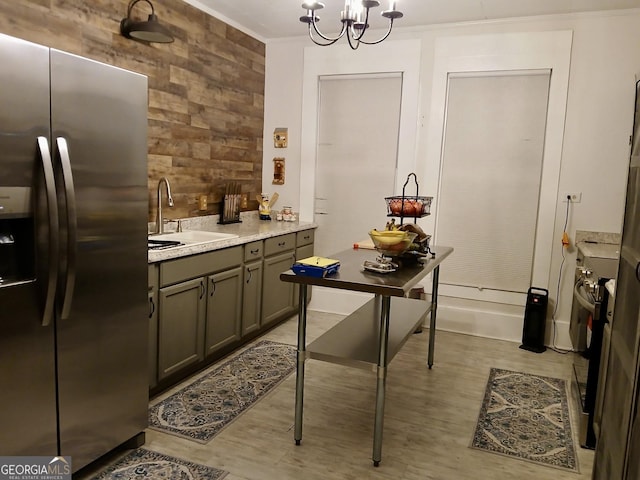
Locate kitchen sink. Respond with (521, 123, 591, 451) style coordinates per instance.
(148, 238, 184, 250)
(149, 230, 239, 248)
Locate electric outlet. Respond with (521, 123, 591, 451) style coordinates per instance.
(563, 192, 582, 203)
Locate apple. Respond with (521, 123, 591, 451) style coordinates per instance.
(389, 199, 402, 215)
(389, 198, 427, 216)
(401, 201, 415, 216)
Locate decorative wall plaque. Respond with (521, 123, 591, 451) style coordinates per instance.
(273, 157, 285, 185)
(274, 128, 288, 148)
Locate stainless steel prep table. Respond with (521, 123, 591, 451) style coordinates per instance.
(280, 245, 453, 466)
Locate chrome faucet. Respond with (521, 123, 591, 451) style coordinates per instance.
(155, 177, 174, 234)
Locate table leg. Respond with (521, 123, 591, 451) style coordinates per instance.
(428, 265, 440, 369)
(294, 284, 308, 445)
(372, 294, 391, 466)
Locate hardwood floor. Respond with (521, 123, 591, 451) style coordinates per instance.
(81, 311, 594, 479)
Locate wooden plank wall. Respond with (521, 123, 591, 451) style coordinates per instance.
(0, 0, 265, 220)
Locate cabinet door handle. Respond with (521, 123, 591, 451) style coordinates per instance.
(200, 280, 205, 299)
(246, 266, 259, 284)
(251, 248, 259, 255)
(278, 241, 286, 247)
(210, 278, 216, 297)
(149, 296, 155, 318)
(636, 261, 640, 282)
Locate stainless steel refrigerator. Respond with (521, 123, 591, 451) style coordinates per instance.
(0, 33, 149, 472)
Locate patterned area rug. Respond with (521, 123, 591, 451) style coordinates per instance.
(91, 448, 227, 479)
(149, 340, 296, 443)
(470, 368, 578, 472)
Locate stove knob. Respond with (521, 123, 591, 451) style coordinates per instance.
(578, 267, 591, 278)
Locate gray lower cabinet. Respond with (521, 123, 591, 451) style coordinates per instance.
(295, 244, 314, 307)
(156, 246, 242, 382)
(296, 244, 314, 261)
(158, 277, 206, 380)
(148, 264, 159, 389)
(262, 234, 297, 326)
(262, 252, 296, 326)
(150, 231, 315, 390)
(295, 230, 314, 308)
(296, 229, 314, 250)
(205, 267, 242, 355)
(242, 240, 264, 336)
(242, 260, 263, 336)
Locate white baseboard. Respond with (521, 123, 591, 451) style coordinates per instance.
(308, 287, 574, 351)
(436, 304, 573, 350)
(435, 304, 523, 343)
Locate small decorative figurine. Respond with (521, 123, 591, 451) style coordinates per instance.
(257, 192, 279, 220)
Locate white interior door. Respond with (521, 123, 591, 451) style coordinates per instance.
(313, 74, 402, 258)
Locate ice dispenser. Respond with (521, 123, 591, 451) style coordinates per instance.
(0, 187, 34, 285)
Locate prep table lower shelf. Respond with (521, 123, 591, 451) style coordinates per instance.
(307, 297, 429, 370)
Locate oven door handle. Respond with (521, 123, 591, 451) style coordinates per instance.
(574, 279, 596, 314)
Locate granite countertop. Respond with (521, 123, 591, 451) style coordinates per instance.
(148, 211, 317, 263)
(576, 241, 620, 260)
(574, 229, 621, 260)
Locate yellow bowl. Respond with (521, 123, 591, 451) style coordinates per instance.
(368, 230, 417, 256)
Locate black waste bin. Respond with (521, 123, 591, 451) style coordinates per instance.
(519, 287, 548, 353)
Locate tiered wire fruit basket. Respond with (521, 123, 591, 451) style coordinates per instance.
(384, 172, 432, 225)
(364, 173, 435, 274)
(378, 173, 435, 263)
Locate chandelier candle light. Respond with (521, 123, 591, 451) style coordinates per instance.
(300, 0, 403, 49)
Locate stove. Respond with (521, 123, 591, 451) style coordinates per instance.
(570, 240, 619, 449)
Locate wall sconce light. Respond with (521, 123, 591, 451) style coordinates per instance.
(120, 0, 174, 44)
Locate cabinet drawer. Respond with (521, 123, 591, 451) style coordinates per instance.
(264, 233, 296, 256)
(160, 246, 243, 287)
(244, 241, 263, 262)
(296, 229, 315, 247)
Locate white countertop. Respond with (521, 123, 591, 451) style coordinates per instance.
(148, 212, 317, 263)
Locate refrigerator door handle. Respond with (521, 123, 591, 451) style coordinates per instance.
(56, 137, 77, 320)
(37, 136, 59, 327)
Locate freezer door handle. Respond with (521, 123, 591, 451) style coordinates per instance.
(57, 137, 77, 320)
(37, 136, 59, 327)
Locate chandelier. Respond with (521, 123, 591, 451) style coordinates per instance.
(299, 1, 403, 50)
